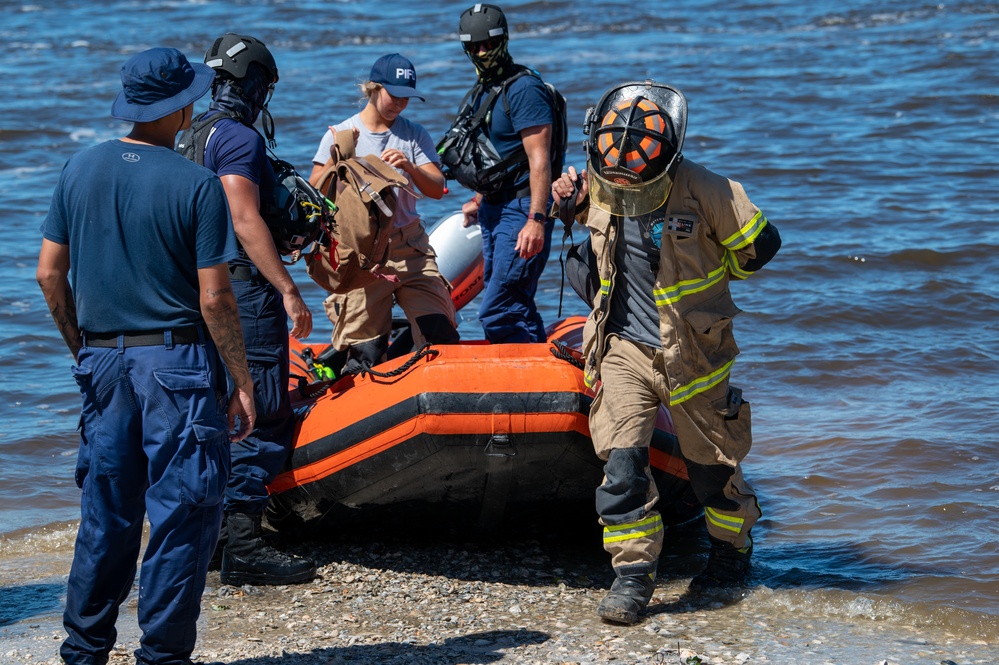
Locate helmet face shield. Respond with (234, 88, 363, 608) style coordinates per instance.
(589, 164, 675, 217)
(584, 81, 688, 216)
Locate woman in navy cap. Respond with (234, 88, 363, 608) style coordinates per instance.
(309, 53, 459, 372)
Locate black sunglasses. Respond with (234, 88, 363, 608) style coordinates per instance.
(463, 36, 505, 52)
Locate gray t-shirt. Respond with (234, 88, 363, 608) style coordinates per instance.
(312, 113, 439, 229)
(606, 213, 663, 350)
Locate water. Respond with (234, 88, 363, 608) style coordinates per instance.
(1, 0, 997, 661)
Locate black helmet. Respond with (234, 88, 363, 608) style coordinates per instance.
(264, 159, 327, 255)
(583, 80, 687, 216)
(459, 4, 509, 45)
(204, 33, 279, 83)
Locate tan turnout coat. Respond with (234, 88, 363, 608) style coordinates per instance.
(579, 158, 771, 408)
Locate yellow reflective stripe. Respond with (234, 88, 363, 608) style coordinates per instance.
(669, 358, 735, 406)
(705, 506, 745, 534)
(653, 265, 727, 306)
(602, 515, 664, 544)
(722, 211, 767, 251)
(604, 515, 661, 533)
(726, 250, 754, 280)
(599, 278, 611, 295)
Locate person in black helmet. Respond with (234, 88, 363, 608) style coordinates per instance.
(454, 3, 556, 343)
(181, 33, 316, 586)
(553, 81, 782, 625)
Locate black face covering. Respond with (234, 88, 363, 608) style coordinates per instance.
(465, 38, 515, 83)
(209, 62, 276, 145)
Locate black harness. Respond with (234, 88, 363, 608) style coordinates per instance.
(439, 66, 565, 199)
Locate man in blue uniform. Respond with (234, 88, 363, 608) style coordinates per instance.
(453, 4, 557, 343)
(182, 33, 316, 585)
(37, 47, 255, 665)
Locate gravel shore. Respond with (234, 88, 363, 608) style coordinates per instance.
(3, 520, 993, 665)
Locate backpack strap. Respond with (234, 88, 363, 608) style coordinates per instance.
(462, 68, 532, 141)
(314, 128, 357, 198)
(471, 67, 541, 193)
(333, 128, 356, 160)
(177, 110, 241, 166)
(353, 155, 421, 200)
(338, 159, 395, 218)
(497, 66, 535, 119)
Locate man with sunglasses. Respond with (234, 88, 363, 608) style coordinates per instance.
(453, 4, 557, 344)
(182, 33, 317, 587)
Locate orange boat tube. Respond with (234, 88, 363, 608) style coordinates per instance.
(267, 317, 698, 531)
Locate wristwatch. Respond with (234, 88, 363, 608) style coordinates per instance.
(529, 211, 547, 223)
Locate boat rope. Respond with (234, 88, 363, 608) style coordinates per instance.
(297, 374, 333, 399)
(295, 344, 440, 398)
(549, 339, 584, 369)
(348, 344, 440, 379)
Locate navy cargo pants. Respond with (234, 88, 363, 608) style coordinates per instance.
(477, 195, 554, 343)
(227, 276, 295, 514)
(62, 332, 230, 665)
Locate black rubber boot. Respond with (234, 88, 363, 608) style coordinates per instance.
(596, 573, 656, 625)
(220, 512, 316, 586)
(343, 335, 389, 373)
(690, 535, 752, 589)
(415, 313, 460, 345)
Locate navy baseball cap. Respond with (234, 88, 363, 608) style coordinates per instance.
(111, 47, 214, 122)
(369, 53, 425, 101)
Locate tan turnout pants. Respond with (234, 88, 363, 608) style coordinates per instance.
(323, 222, 456, 350)
(590, 334, 761, 574)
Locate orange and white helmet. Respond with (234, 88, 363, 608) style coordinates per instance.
(584, 80, 687, 216)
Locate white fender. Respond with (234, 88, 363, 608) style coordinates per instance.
(427, 211, 484, 312)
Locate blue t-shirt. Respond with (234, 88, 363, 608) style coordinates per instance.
(202, 114, 275, 268)
(475, 72, 553, 189)
(42, 140, 236, 333)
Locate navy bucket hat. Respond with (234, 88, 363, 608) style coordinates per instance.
(369, 53, 425, 101)
(111, 47, 214, 122)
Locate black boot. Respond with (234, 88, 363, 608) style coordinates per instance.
(596, 573, 656, 625)
(690, 535, 752, 589)
(415, 313, 460, 345)
(343, 335, 388, 373)
(220, 512, 316, 586)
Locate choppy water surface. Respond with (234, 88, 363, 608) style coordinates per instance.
(1, 1, 997, 662)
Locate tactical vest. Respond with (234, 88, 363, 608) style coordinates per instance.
(437, 66, 567, 197)
(177, 112, 326, 256)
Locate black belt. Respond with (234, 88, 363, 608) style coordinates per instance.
(483, 183, 532, 205)
(84, 326, 203, 348)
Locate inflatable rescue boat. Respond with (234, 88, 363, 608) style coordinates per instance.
(265, 213, 699, 532)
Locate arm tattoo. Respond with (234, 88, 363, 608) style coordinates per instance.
(203, 292, 253, 390)
(51, 282, 82, 359)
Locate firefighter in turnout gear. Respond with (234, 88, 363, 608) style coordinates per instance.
(552, 80, 782, 624)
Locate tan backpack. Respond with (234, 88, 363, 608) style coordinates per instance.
(305, 129, 419, 293)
